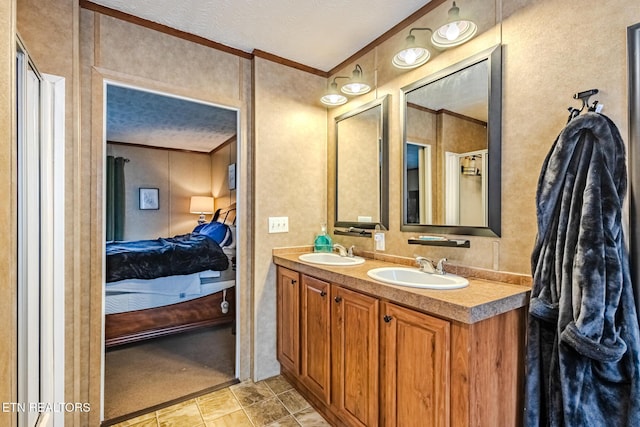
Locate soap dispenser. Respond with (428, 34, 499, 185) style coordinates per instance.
(314, 223, 333, 253)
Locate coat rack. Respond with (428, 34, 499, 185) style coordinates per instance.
(567, 89, 601, 122)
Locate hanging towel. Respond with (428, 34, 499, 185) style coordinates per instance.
(526, 113, 640, 426)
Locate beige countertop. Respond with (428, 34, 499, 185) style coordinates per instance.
(273, 251, 531, 324)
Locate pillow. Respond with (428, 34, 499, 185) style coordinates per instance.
(193, 222, 233, 246)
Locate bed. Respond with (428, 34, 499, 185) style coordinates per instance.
(104, 205, 236, 348)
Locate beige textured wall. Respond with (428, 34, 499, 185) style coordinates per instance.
(0, 2, 15, 426)
(107, 144, 213, 240)
(253, 57, 327, 380)
(329, 0, 640, 275)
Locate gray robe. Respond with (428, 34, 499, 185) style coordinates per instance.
(526, 113, 640, 426)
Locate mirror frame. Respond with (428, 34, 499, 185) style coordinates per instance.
(401, 45, 502, 237)
(628, 23, 640, 314)
(334, 95, 389, 230)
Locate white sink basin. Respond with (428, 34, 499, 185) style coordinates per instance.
(367, 267, 469, 290)
(298, 252, 365, 266)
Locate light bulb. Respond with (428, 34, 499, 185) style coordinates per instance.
(446, 23, 460, 41)
(402, 49, 418, 65)
(321, 91, 347, 106)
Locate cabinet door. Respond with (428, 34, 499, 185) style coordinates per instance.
(300, 274, 331, 403)
(381, 302, 450, 427)
(276, 267, 300, 374)
(332, 285, 379, 427)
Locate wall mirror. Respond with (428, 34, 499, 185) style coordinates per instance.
(402, 45, 502, 236)
(628, 22, 640, 313)
(335, 95, 389, 230)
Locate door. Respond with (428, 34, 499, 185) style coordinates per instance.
(381, 302, 450, 427)
(300, 275, 331, 403)
(276, 267, 300, 374)
(331, 285, 379, 427)
(16, 40, 66, 427)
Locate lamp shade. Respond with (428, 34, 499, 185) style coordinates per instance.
(392, 28, 432, 70)
(340, 64, 371, 95)
(190, 196, 215, 214)
(431, 2, 477, 48)
(321, 80, 348, 106)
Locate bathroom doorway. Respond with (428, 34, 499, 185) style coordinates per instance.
(101, 82, 241, 422)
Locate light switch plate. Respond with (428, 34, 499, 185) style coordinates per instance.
(268, 216, 289, 233)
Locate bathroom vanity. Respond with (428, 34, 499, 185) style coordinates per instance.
(273, 250, 530, 427)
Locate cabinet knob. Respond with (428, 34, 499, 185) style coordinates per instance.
(334, 296, 342, 303)
(383, 315, 393, 323)
(291, 279, 297, 285)
(320, 291, 327, 297)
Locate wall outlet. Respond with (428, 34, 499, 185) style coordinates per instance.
(374, 231, 385, 251)
(268, 216, 289, 233)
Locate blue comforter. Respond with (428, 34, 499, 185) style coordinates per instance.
(106, 233, 229, 283)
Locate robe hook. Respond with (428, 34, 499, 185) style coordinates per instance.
(573, 89, 599, 112)
(567, 89, 599, 122)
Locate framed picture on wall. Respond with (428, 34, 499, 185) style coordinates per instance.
(228, 163, 236, 190)
(139, 188, 159, 210)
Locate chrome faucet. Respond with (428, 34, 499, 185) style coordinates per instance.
(415, 256, 447, 275)
(415, 256, 436, 273)
(333, 243, 348, 257)
(347, 245, 355, 257)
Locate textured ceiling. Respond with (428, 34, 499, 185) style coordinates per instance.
(90, 0, 431, 71)
(106, 84, 237, 152)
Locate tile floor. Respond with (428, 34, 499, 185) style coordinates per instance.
(112, 375, 331, 427)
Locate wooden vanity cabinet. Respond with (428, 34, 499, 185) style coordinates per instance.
(332, 286, 379, 427)
(277, 268, 380, 427)
(380, 302, 450, 427)
(276, 266, 300, 374)
(275, 265, 526, 427)
(300, 274, 331, 403)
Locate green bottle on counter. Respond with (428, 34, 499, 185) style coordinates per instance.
(314, 223, 333, 253)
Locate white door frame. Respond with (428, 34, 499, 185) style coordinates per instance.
(40, 73, 66, 427)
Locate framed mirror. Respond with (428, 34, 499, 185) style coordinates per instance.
(401, 45, 502, 236)
(628, 22, 640, 314)
(335, 95, 389, 230)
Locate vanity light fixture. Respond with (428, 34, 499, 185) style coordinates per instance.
(392, 28, 433, 69)
(340, 64, 371, 96)
(431, 1, 477, 48)
(393, 1, 477, 70)
(321, 76, 349, 106)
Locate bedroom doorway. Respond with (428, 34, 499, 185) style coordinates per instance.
(101, 82, 241, 422)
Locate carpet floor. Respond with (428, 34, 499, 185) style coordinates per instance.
(104, 324, 236, 421)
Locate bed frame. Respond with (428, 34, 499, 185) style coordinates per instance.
(105, 287, 235, 347)
(105, 204, 237, 348)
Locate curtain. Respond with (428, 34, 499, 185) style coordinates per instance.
(106, 156, 126, 241)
